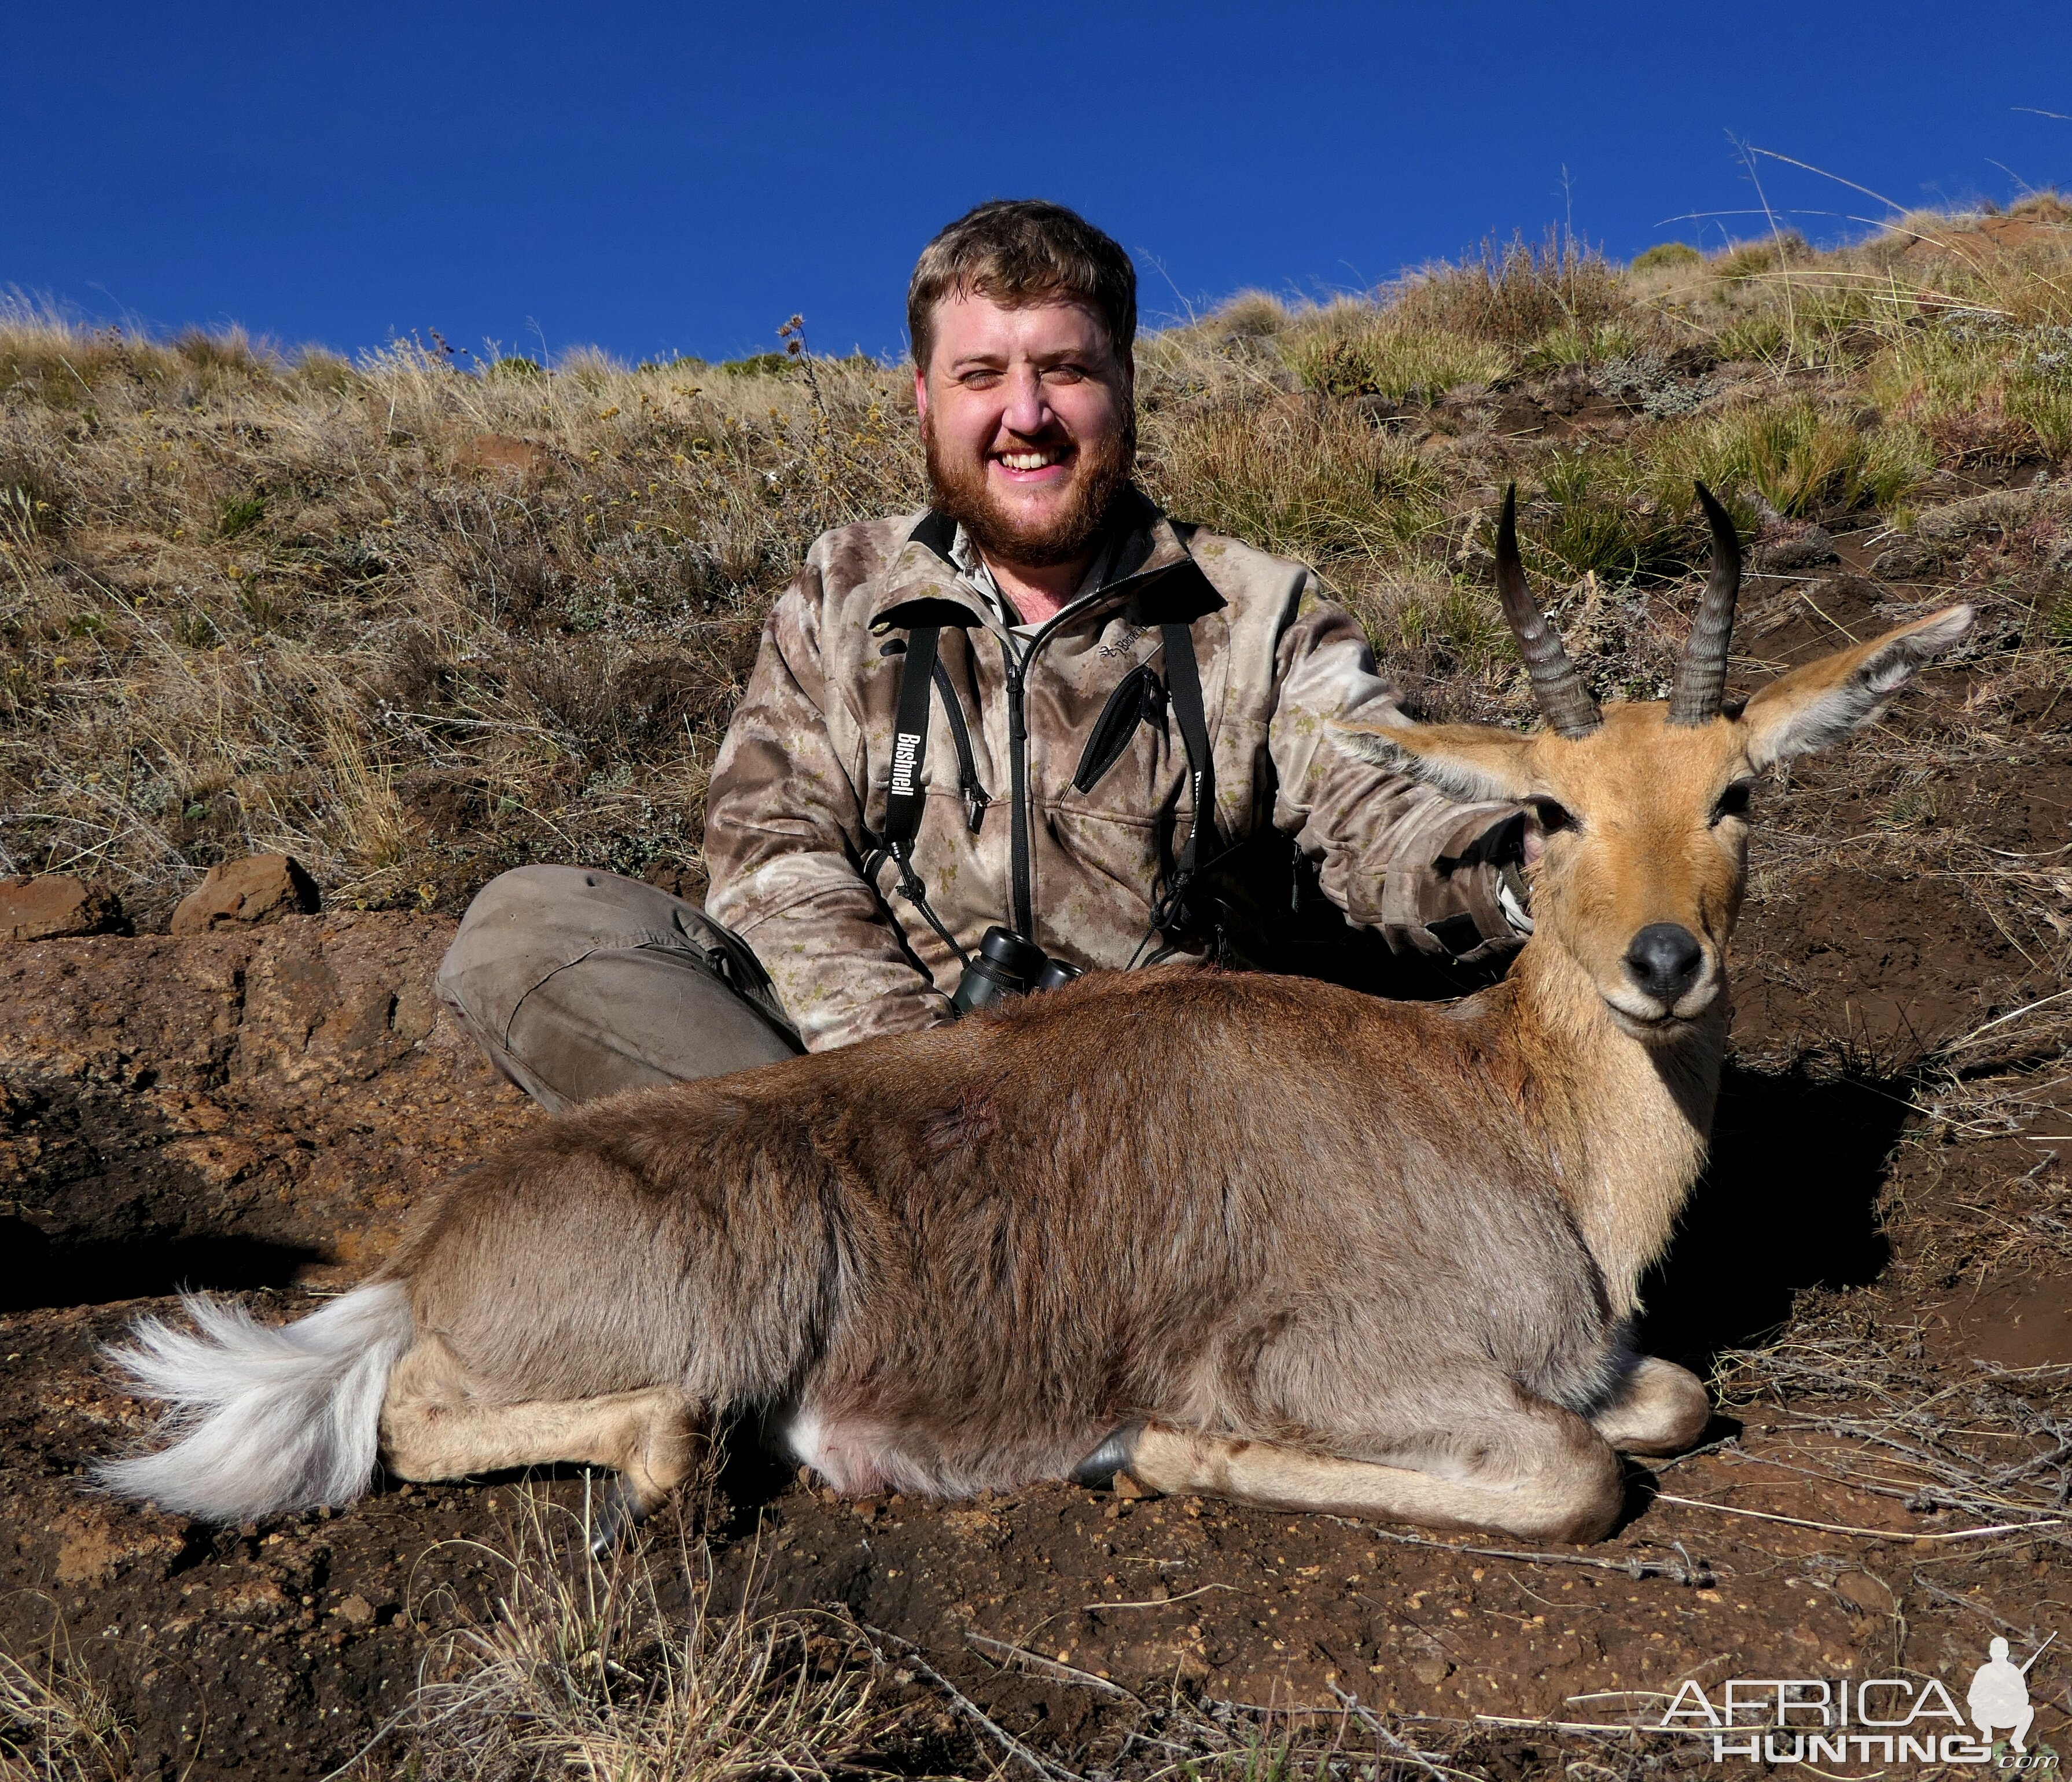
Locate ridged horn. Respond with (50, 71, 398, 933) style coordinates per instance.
(1666, 481, 1742, 727)
(1495, 483, 1601, 739)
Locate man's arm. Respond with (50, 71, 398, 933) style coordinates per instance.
(703, 573, 953, 1050)
(1266, 579, 1529, 959)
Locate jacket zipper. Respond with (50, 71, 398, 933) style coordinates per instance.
(930, 656, 990, 833)
(983, 563, 1185, 943)
(1004, 653, 1032, 934)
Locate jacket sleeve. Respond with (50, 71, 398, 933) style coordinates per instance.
(702, 570, 954, 1050)
(1265, 578, 1523, 955)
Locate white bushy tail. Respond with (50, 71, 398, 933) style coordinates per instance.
(98, 1282, 414, 1523)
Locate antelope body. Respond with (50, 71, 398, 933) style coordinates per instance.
(103, 490, 1972, 1546)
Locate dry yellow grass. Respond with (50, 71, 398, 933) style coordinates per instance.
(2, 199, 2069, 923)
(0, 1645, 130, 1782)
(354, 1493, 942, 1782)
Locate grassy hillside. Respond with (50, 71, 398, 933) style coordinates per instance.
(2, 198, 2069, 923)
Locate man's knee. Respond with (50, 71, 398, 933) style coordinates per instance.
(439, 866, 666, 1012)
(436, 864, 798, 1106)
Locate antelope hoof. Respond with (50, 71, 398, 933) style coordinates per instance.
(1070, 1420, 1146, 1489)
(588, 1475, 654, 1558)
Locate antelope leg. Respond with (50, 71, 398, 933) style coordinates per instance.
(380, 1340, 702, 1531)
(1114, 1409, 1623, 1545)
(1588, 1356, 1710, 1457)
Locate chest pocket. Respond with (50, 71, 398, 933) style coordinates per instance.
(1072, 662, 1167, 795)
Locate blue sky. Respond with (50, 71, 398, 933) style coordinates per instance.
(7, 2, 2069, 366)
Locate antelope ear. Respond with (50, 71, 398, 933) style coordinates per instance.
(1334, 720, 1537, 803)
(1739, 605, 1974, 770)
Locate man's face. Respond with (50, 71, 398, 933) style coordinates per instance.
(915, 292, 1134, 568)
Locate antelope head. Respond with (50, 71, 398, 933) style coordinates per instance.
(1340, 485, 1973, 1042)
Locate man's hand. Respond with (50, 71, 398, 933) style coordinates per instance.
(1412, 807, 1538, 961)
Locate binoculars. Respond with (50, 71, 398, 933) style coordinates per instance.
(950, 926, 1084, 1015)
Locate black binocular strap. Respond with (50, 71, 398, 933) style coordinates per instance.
(881, 624, 938, 857)
(869, 624, 972, 973)
(1160, 621, 1217, 886)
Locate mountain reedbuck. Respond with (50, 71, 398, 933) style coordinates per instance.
(104, 486, 1971, 1547)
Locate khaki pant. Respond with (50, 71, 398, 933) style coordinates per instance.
(436, 866, 802, 1111)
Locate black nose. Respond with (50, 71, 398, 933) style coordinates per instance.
(1624, 923, 1705, 1004)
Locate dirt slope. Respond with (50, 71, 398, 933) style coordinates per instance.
(3, 609, 2067, 1776)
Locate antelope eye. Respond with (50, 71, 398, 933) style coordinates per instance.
(1712, 781, 1753, 825)
(1531, 797, 1577, 834)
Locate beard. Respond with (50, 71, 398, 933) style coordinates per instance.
(923, 411, 1137, 569)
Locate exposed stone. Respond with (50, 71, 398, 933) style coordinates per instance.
(170, 854, 321, 935)
(0, 874, 124, 942)
(455, 433, 552, 478)
(0, 912, 534, 1306)
(1751, 522, 1837, 573)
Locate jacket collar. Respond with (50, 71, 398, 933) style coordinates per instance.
(869, 487, 1222, 637)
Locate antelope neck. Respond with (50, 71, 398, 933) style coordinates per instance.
(1507, 935, 1725, 1321)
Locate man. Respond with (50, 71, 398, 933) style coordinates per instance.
(438, 200, 1529, 1107)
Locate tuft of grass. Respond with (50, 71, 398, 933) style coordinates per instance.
(1707, 231, 1812, 282)
(1644, 397, 1929, 520)
(1519, 323, 1638, 371)
(0, 1645, 131, 1782)
(1392, 229, 1633, 345)
(1284, 321, 1511, 403)
(1715, 312, 1788, 363)
(216, 491, 267, 538)
(1528, 449, 1681, 580)
(369, 1494, 943, 1782)
(1144, 399, 1446, 570)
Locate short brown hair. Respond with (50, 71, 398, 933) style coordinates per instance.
(907, 200, 1137, 371)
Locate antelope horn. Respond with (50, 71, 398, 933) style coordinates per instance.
(1666, 482, 1742, 727)
(1495, 483, 1601, 739)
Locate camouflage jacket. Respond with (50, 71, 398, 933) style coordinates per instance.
(704, 496, 1519, 1051)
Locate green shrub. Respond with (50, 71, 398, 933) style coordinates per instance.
(1632, 242, 1703, 273)
(218, 492, 267, 537)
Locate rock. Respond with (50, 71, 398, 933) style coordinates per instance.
(1904, 211, 2065, 260)
(455, 433, 551, 478)
(1871, 543, 1935, 580)
(0, 912, 533, 1306)
(333, 1593, 377, 1628)
(170, 855, 321, 935)
(0, 875, 124, 942)
(1751, 523, 1837, 573)
(1834, 1571, 1897, 1614)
